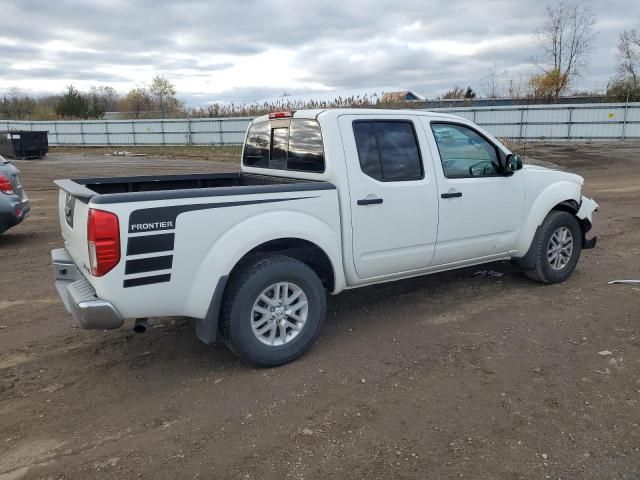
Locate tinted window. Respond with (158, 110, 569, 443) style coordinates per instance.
(431, 123, 500, 178)
(374, 122, 422, 180)
(353, 122, 382, 179)
(242, 119, 325, 172)
(353, 121, 423, 181)
(243, 122, 269, 167)
(287, 119, 324, 172)
(270, 127, 288, 170)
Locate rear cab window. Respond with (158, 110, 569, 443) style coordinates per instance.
(243, 119, 325, 173)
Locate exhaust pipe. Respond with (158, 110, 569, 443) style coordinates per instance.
(133, 318, 148, 333)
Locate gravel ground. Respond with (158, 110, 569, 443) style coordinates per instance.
(0, 144, 639, 480)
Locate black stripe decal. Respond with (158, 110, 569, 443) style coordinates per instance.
(127, 233, 175, 255)
(128, 196, 316, 233)
(125, 255, 173, 275)
(123, 274, 171, 288)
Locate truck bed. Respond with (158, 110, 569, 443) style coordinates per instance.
(55, 172, 334, 203)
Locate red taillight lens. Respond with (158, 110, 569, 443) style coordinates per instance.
(0, 175, 14, 194)
(268, 111, 293, 119)
(87, 209, 120, 277)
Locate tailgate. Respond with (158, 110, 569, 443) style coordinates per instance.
(57, 189, 91, 275)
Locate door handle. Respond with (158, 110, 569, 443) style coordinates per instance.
(441, 191, 462, 199)
(357, 197, 383, 206)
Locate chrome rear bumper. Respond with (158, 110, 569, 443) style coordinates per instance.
(51, 248, 124, 330)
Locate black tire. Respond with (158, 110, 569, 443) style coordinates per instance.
(522, 210, 582, 284)
(221, 255, 326, 367)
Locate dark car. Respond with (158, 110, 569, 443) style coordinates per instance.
(0, 154, 30, 234)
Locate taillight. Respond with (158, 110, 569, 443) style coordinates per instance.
(0, 175, 14, 194)
(268, 111, 293, 119)
(87, 209, 120, 277)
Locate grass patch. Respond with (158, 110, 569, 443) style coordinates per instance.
(50, 145, 243, 162)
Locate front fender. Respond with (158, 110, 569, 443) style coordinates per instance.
(184, 210, 345, 320)
(512, 181, 582, 256)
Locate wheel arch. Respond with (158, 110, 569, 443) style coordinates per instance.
(194, 237, 336, 345)
(230, 237, 336, 292)
(512, 199, 585, 271)
(513, 181, 582, 256)
(188, 210, 344, 344)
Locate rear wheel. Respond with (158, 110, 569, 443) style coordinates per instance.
(522, 211, 582, 284)
(221, 255, 326, 367)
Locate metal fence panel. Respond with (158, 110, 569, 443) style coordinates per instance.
(476, 108, 522, 125)
(626, 107, 640, 122)
(1, 103, 638, 145)
(624, 123, 640, 137)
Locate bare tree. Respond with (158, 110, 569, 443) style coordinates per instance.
(617, 28, 640, 92)
(505, 72, 526, 99)
(90, 86, 119, 112)
(606, 27, 640, 101)
(481, 64, 502, 98)
(534, 3, 597, 98)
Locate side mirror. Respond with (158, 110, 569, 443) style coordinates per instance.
(505, 154, 523, 174)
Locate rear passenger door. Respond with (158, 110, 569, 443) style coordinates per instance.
(338, 115, 439, 280)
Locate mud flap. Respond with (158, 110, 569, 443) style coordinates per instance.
(195, 276, 228, 344)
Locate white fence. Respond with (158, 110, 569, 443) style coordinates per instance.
(1, 102, 639, 145)
(435, 102, 640, 141)
(0, 117, 252, 146)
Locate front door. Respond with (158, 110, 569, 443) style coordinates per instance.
(424, 120, 524, 266)
(338, 115, 439, 279)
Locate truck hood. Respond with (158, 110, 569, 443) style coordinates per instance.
(522, 164, 584, 187)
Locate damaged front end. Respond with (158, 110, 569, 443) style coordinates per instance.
(576, 196, 598, 249)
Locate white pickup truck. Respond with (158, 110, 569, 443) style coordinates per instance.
(52, 109, 598, 366)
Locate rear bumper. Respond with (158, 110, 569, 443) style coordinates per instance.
(51, 248, 124, 330)
(0, 197, 30, 231)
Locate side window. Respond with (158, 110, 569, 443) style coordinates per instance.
(353, 120, 423, 181)
(353, 122, 382, 179)
(242, 120, 325, 172)
(431, 123, 500, 178)
(243, 122, 270, 167)
(287, 119, 324, 172)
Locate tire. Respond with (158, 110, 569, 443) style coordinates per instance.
(220, 255, 326, 367)
(522, 210, 582, 284)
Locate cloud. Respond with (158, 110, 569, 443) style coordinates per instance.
(0, 0, 638, 103)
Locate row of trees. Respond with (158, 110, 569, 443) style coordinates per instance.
(0, 76, 181, 120)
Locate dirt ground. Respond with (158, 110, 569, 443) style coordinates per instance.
(0, 144, 639, 480)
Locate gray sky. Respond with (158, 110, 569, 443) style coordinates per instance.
(0, 0, 638, 105)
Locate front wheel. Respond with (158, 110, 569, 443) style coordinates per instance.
(522, 210, 582, 284)
(220, 255, 326, 367)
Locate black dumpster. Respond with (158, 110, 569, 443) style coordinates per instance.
(0, 130, 49, 159)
